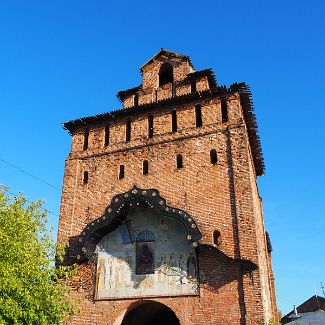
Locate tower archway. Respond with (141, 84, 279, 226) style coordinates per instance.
(121, 300, 179, 325)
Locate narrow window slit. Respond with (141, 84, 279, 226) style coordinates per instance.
(176, 154, 183, 169)
(195, 104, 202, 127)
(213, 230, 221, 246)
(118, 165, 125, 179)
(143, 160, 149, 175)
(191, 81, 197, 93)
(134, 93, 138, 106)
(104, 125, 110, 147)
(126, 120, 131, 142)
(210, 149, 217, 164)
(148, 114, 154, 138)
(171, 110, 177, 132)
(83, 129, 89, 150)
(221, 98, 228, 122)
(83, 171, 88, 184)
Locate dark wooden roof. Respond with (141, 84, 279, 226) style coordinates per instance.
(116, 85, 142, 102)
(282, 295, 325, 324)
(63, 82, 265, 176)
(185, 69, 218, 88)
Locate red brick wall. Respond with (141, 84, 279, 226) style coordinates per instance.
(122, 55, 208, 109)
(58, 91, 277, 324)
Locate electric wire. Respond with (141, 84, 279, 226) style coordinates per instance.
(0, 157, 61, 191)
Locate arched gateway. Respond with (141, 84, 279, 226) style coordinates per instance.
(121, 301, 179, 325)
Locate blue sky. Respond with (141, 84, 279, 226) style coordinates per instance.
(0, 0, 324, 315)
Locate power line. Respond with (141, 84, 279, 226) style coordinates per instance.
(4, 189, 60, 217)
(0, 157, 61, 191)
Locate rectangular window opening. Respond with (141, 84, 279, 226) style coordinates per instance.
(195, 104, 202, 127)
(191, 81, 197, 93)
(134, 94, 139, 106)
(83, 171, 89, 184)
(171, 110, 177, 132)
(83, 129, 89, 150)
(118, 165, 125, 179)
(148, 114, 154, 138)
(104, 125, 110, 147)
(221, 98, 228, 122)
(126, 120, 131, 142)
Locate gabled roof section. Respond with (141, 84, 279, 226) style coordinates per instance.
(282, 295, 325, 324)
(140, 48, 194, 71)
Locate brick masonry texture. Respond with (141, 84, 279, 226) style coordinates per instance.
(58, 50, 278, 324)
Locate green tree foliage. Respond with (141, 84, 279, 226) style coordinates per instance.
(0, 187, 76, 324)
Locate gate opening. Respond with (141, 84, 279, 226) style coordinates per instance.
(121, 300, 180, 325)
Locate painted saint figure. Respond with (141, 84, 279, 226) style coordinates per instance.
(187, 253, 197, 280)
(96, 257, 107, 291)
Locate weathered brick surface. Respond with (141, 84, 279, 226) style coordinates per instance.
(58, 51, 277, 324)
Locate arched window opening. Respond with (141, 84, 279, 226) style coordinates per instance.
(125, 119, 131, 142)
(83, 171, 89, 184)
(104, 125, 110, 147)
(134, 93, 139, 106)
(221, 98, 228, 122)
(210, 149, 217, 164)
(159, 63, 173, 86)
(171, 110, 177, 132)
(143, 160, 149, 175)
(191, 81, 197, 93)
(195, 104, 202, 127)
(148, 114, 154, 138)
(83, 129, 89, 150)
(213, 230, 221, 246)
(136, 230, 155, 275)
(118, 165, 125, 179)
(176, 154, 183, 169)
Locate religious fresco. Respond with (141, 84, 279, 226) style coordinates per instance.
(95, 208, 198, 299)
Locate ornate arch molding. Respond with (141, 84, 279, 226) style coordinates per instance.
(79, 186, 202, 259)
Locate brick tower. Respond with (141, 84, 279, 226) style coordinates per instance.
(58, 49, 278, 324)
